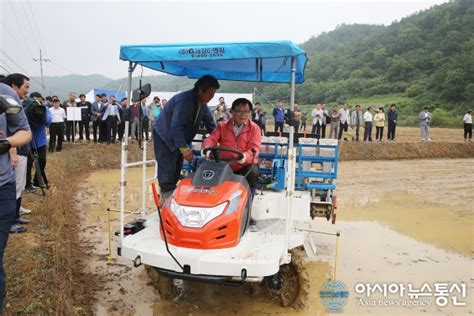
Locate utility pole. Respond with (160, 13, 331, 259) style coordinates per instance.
(33, 49, 50, 89)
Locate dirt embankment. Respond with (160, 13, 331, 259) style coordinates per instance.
(4, 143, 150, 314)
(339, 142, 474, 161)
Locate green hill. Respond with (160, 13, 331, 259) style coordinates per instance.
(30, 74, 114, 100)
(261, 0, 473, 121)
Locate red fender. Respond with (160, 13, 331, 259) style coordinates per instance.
(151, 182, 160, 208)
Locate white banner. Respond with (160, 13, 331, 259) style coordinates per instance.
(66, 107, 84, 121)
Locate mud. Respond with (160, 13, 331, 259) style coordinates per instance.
(79, 159, 473, 315)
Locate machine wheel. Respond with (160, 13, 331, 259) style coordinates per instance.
(273, 247, 310, 309)
(145, 265, 175, 299)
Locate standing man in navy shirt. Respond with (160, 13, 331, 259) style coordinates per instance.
(387, 104, 398, 141)
(152, 75, 218, 200)
(0, 78, 32, 309)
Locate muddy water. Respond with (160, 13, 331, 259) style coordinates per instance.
(78, 159, 473, 315)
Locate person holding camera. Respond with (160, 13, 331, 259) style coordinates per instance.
(23, 92, 51, 191)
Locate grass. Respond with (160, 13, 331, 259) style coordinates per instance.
(345, 94, 410, 107)
(4, 142, 151, 314)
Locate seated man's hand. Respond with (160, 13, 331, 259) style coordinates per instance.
(238, 153, 246, 164)
(201, 147, 211, 159)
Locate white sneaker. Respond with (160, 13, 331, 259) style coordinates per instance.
(427, 139, 432, 142)
(421, 138, 425, 142)
(20, 207, 32, 215)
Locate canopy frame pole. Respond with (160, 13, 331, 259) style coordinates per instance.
(283, 56, 297, 264)
(120, 61, 136, 247)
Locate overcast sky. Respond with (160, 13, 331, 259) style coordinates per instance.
(1, 0, 448, 80)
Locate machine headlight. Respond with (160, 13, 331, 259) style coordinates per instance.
(171, 199, 228, 228)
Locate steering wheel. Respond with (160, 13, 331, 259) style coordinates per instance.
(202, 146, 244, 163)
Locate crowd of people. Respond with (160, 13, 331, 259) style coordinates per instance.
(45, 92, 169, 148)
(263, 101, 472, 143)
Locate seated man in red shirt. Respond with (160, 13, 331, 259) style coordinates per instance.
(202, 98, 261, 190)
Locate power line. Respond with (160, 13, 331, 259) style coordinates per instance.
(49, 61, 76, 75)
(0, 50, 30, 75)
(0, 51, 71, 96)
(0, 50, 45, 87)
(26, 0, 46, 52)
(8, 0, 36, 59)
(18, 0, 41, 50)
(0, 65, 13, 74)
(0, 50, 73, 96)
(0, 56, 16, 74)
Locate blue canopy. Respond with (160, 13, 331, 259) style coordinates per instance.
(119, 41, 307, 84)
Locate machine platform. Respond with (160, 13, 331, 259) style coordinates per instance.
(121, 213, 290, 277)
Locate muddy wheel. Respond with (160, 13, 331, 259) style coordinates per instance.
(273, 247, 310, 309)
(145, 265, 175, 299)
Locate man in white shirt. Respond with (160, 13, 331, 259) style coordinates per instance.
(48, 98, 66, 152)
(419, 107, 432, 141)
(338, 103, 350, 140)
(463, 110, 472, 142)
(311, 103, 324, 138)
(363, 106, 373, 142)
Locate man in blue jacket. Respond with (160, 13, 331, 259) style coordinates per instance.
(23, 92, 52, 190)
(153, 75, 218, 199)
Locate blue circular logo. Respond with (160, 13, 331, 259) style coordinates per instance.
(320, 280, 349, 311)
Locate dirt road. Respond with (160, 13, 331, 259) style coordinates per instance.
(79, 158, 473, 315)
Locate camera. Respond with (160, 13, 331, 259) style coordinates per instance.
(24, 97, 46, 124)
